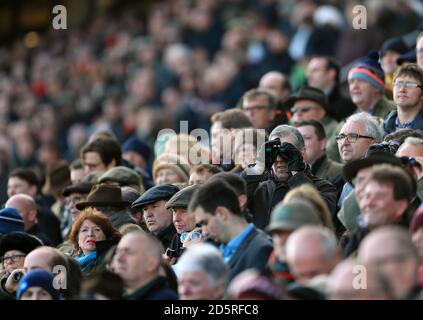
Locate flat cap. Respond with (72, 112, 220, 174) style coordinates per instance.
(132, 184, 180, 209)
(165, 184, 199, 210)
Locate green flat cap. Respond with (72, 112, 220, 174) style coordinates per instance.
(265, 199, 322, 233)
(165, 184, 199, 209)
(98, 166, 141, 187)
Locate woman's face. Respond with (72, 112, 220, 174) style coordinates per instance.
(155, 168, 182, 185)
(78, 219, 106, 255)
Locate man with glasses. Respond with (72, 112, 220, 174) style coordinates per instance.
(336, 113, 382, 213)
(287, 86, 338, 149)
(241, 89, 277, 134)
(0, 232, 42, 299)
(383, 64, 423, 136)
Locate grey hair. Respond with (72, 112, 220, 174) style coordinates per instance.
(346, 112, 383, 142)
(175, 243, 228, 289)
(269, 125, 305, 149)
(286, 225, 338, 263)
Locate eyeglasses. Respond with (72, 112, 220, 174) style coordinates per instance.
(393, 80, 422, 89)
(335, 133, 374, 143)
(180, 231, 202, 243)
(1, 254, 26, 265)
(291, 106, 317, 114)
(243, 105, 270, 112)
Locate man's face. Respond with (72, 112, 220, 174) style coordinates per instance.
(393, 75, 423, 110)
(20, 287, 53, 300)
(2, 250, 26, 273)
(416, 36, 423, 69)
(83, 152, 107, 174)
(268, 135, 305, 181)
(193, 206, 226, 243)
(7, 177, 34, 198)
(352, 167, 371, 202)
(297, 125, 326, 164)
(337, 121, 375, 163)
(259, 74, 290, 102)
(242, 95, 275, 129)
(142, 200, 173, 235)
(359, 181, 406, 229)
(123, 151, 146, 169)
(272, 229, 292, 261)
(66, 192, 88, 222)
(292, 100, 326, 122)
(5, 197, 35, 231)
(381, 51, 400, 75)
(396, 143, 423, 158)
(348, 78, 379, 108)
(70, 168, 85, 184)
(307, 58, 330, 90)
(173, 208, 196, 234)
(178, 271, 219, 300)
(113, 233, 148, 286)
(288, 248, 334, 284)
(359, 236, 418, 299)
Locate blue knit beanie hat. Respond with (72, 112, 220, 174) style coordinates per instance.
(0, 208, 24, 234)
(17, 269, 61, 300)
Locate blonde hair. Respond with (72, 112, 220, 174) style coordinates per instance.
(283, 184, 334, 231)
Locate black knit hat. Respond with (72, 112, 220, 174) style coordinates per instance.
(380, 37, 409, 57)
(0, 232, 43, 257)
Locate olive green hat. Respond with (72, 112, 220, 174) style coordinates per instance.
(265, 199, 322, 233)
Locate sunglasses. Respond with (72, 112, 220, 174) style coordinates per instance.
(180, 231, 202, 243)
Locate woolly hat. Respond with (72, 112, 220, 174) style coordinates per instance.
(152, 154, 191, 183)
(348, 51, 385, 93)
(16, 269, 61, 300)
(0, 232, 43, 256)
(122, 136, 151, 162)
(380, 37, 409, 57)
(0, 208, 25, 234)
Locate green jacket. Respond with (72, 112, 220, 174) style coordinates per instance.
(338, 177, 423, 232)
(312, 155, 343, 181)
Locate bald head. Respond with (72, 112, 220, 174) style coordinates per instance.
(6, 193, 38, 230)
(358, 226, 419, 299)
(24, 246, 66, 273)
(327, 258, 392, 300)
(259, 71, 291, 102)
(286, 226, 339, 284)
